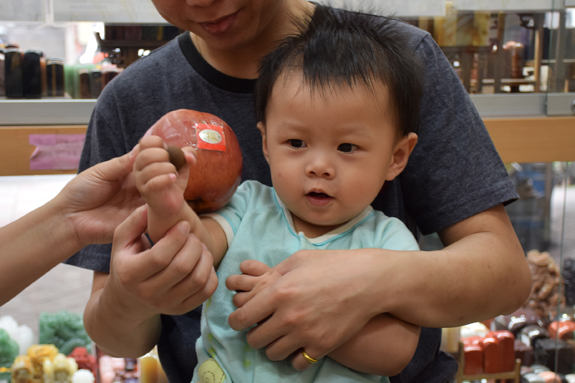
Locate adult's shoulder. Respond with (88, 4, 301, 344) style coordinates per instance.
(328, 5, 429, 52)
(382, 16, 430, 51)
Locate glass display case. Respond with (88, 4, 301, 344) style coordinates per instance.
(394, 1, 575, 381)
(0, 1, 574, 382)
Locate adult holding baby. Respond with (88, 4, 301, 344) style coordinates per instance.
(66, 0, 532, 382)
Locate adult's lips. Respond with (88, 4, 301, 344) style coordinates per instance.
(199, 11, 239, 35)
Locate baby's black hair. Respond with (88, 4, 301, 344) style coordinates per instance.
(254, 4, 424, 137)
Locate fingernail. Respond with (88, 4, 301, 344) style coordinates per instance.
(179, 221, 190, 235)
(169, 173, 177, 182)
(129, 144, 138, 157)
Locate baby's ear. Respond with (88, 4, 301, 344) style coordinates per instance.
(257, 122, 270, 164)
(386, 133, 418, 181)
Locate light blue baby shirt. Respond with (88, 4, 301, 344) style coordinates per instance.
(192, 181, 420, 383)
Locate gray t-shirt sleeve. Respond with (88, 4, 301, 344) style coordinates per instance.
(401, 34, 518, 235)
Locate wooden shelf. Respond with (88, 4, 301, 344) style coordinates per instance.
(0, 125, 87, 176)
(0, 116, 573, 177)
(484, 116, 575, 163)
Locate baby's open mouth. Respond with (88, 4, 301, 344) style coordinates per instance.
(307, 191, 331, 199)
(306, 191, 333, 207)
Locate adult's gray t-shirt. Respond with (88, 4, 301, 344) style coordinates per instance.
(66, 6, 518, 383)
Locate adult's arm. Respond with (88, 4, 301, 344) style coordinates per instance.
(229, 260, 421, 375)
(0, 149, 142, 306)
(228, 204, 532, 365)
(83, 205, 218, 357)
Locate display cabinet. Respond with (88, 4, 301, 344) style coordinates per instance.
(1, 0, 575, 382)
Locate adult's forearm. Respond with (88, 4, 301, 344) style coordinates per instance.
(0, 200, 81, 306)
(378, 208, 531, 327)
(83, 273, 161, 357)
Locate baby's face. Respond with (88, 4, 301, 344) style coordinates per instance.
(259, 74, 401, 237)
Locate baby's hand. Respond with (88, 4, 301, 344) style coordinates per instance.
(226, 260, 281, 309)
(134, 136, 196, 216)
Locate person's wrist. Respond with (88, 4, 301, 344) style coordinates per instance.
(85, 278, 162, 357)
(44, 196, 86, 255)
(100, 277, 157, 325)
(362, 248, 414, 316)
(381, 248, 441, 323)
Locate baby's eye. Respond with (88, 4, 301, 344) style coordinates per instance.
(338, 143, 357, 153)
(288, 139, 306, 148)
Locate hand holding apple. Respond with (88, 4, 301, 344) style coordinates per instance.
(144, 109, 243, 213)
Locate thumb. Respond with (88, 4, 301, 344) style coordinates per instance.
(112, 205, 148, 249)
(95, 145, 139, 182)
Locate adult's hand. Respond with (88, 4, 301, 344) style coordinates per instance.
(0, 147, 143, 306)
(109, 205, 218, 317)
(227, 249, 385, 369)
(53, 146, 144, 249)
(83, 205, 219, 357)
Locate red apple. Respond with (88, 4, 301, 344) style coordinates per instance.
(144, 109, 243, 213)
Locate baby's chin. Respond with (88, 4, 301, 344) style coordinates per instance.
(292, 214, 354, 237)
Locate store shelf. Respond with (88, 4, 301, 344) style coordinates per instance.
(96, 32, 169, 51)
(452, 0, 564, 11)
(471, 94, 546, 117)
(484, 116, 575, 163)
(0, 100, 574, 176)
(1, 94, 573, 126)
(0, 125, 87, 176)
(0, 99, 97, 126)
(95, 32, 171, 67)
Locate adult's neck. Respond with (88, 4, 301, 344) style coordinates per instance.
(191, 1, 314, 79)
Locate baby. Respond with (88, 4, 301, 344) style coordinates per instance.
(134, 6, 424, 383)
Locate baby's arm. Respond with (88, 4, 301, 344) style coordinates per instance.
(229, 259, 420, 376)
(327, 314, 420, 376)
(134, 136, 227, 263)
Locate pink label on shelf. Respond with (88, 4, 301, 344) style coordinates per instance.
(29, 134, 85, 170)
